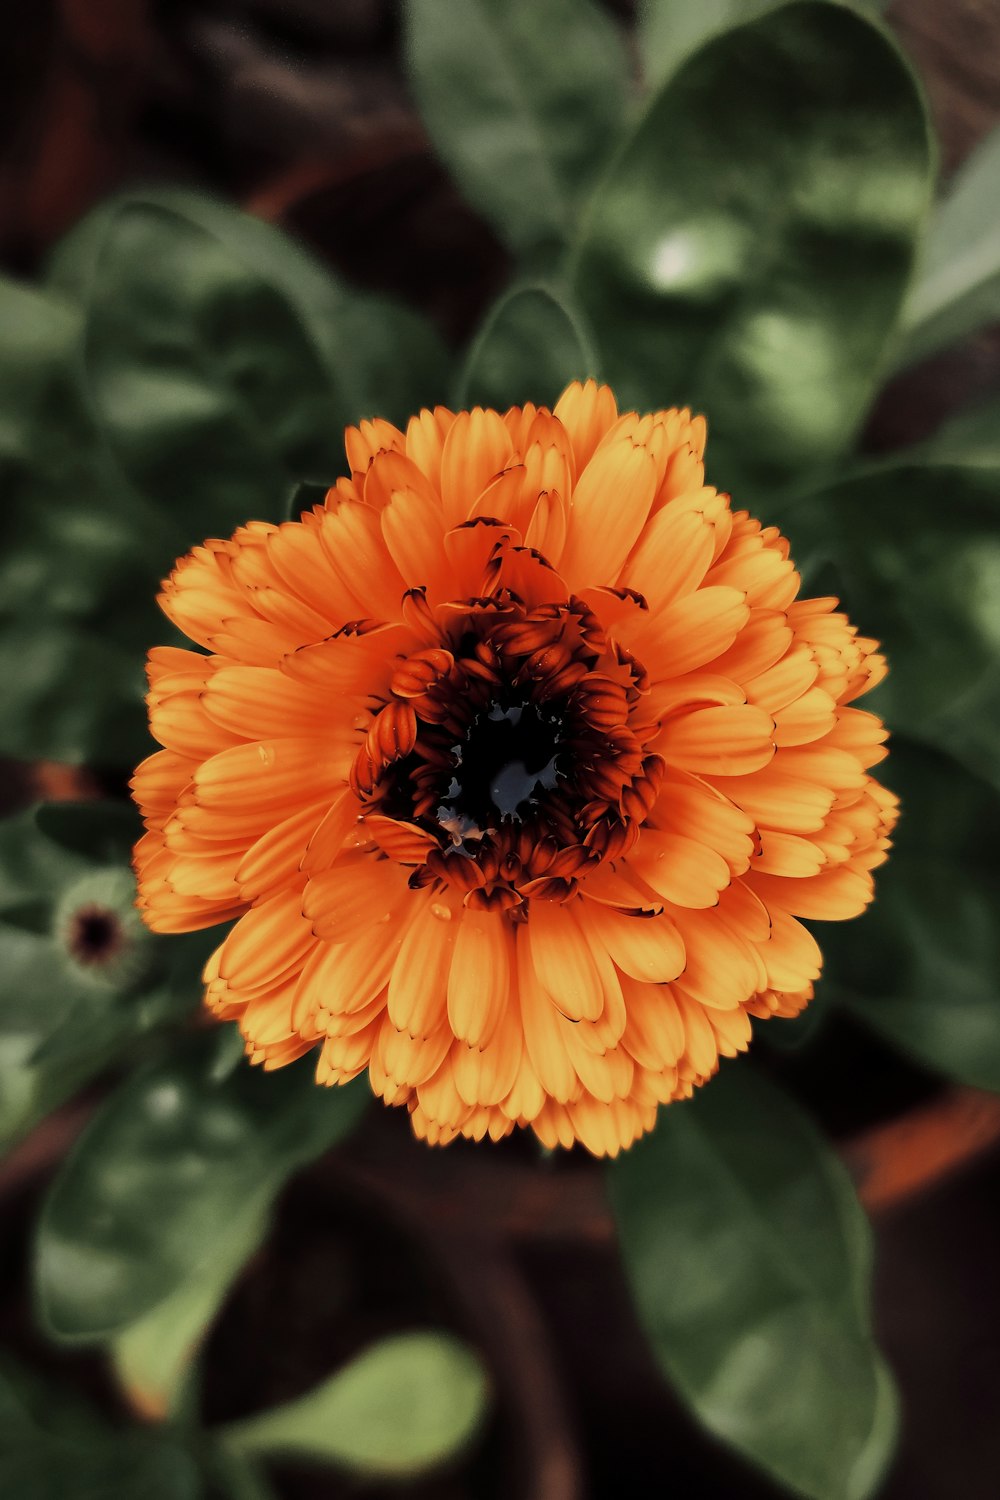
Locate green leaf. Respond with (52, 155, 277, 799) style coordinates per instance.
(221, 1332, 489, 1477)
(0, 1356, 203, 1499)
(0, 277, 166, 764)
(48, 189, 449, 539)
(777, 460, 1000, 792)
(404, 0, 631, 257)
(0, 804, 198, 1155)
(112, 1202, 271, 1421)
(637, 0, 774, 89)
(35, 1028, 368, 1342)
(458, 283, 598, 410)
(573, 1, 932, 500)
(822, 741, 1000, 1091)
(210, 1450, 280, 1500)
(608, 1064, 895, 1500)
(0, 625, 149, 767)
(924, 389, 1000, 466)
(3, 194, 446, 766)
(34, 800, 140, 864)
(897, 124, 1000, 368)
(0, 277, 167, 621)
(638, 0, 889, 89)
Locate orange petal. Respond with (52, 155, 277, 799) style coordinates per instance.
(559, 436, 658, 588)
(640, 586, 750, 679)
(194, 738, 348, 813)
(526, 898, 606, 1023)
(658, 705, 775, 776)
(439, 408, 513, 527)
(619, 499, 717, 609)
(386, 896, 457, 1036)
(202, 665, 337, 740)
(629, 829, 731, 909)
(553, 380, 618, 472)
(447, 907, 511, 1047)
(585, 901, 685, 983)
(516, 931, 578, 1103)
(381, 483, 452, 599)
(218, 889, 315, 990)
(303, 854, 407, 942)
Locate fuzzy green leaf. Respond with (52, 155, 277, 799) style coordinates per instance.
(112, 1201, 271, 1421)
(0, 278, 164, 764)
(638, 0, 889, 89)
(573, 1, 932, 500)
(609, 1065, 894, 1500)
(924, 390, 1000, 466)
(823, 741, 1000, 1091)
(0, 1357, 203, 1499)
(898, 125, 1000, 367)
(35, 1029, 367, 1342)
(778, 460, 1000, 793)
(222, 1332, 489, 1477)
(48, 191, 448, 541)
(405, 0, 630, 256)
(458, 283, 598, 409)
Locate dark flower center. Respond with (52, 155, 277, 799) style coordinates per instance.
(353, 586, 664, 911)
(67, 904, 122, 966)
(435, 696, 567, 848)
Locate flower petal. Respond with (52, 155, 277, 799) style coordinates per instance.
(658, 705, 776, 776)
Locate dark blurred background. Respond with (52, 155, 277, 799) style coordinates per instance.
(2, 2, 1000, 1496)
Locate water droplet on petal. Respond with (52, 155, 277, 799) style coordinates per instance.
(258, 744, 275, 767)
(431, 902, 452, 921)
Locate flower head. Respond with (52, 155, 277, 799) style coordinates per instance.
(132, 383, 896, 1156)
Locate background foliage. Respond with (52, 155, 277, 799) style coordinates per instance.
(2, 0, 1000, 1496)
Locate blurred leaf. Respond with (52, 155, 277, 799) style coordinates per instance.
(638, 0, 889, 88)
(119, 190, 452, 431)
(221, 1332, 489, 1477)
(822, 741, 1000, 1091)
(573, 1, 932, 500)
(0, 278, 166, 764)
(210, 1450, 279, 1500)
(34, 800, 140, 864)
(36, 1028, 368, 1342)
(637, 0, 773, 88)
(898, 124, 1000, 368)
(778, 461, 1000, 792)
(846, 1359, 900, 1500)
(923, 390, 1000, 466)
(608, 1064, 895, 1500)
(4, 194, 446, 767)
(0, 277, 168, 616)
(3, 192, 448, 766)
(0, 804, 200, 1155)
(458, 283, 598, 409)
(0, 626, 149, 767)
(0, 1356, 203, 1499)
(48, 192, 444, 539)
(45, 196, 371, 531)
(405, 0, 630, 257)
(112, 1202, 271, 1421)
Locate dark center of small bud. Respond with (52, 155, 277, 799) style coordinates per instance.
(67, 904, 122, 967)
(435, 697, 566, 847)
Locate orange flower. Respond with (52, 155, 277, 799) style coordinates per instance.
(132, 383, 896, 1156)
